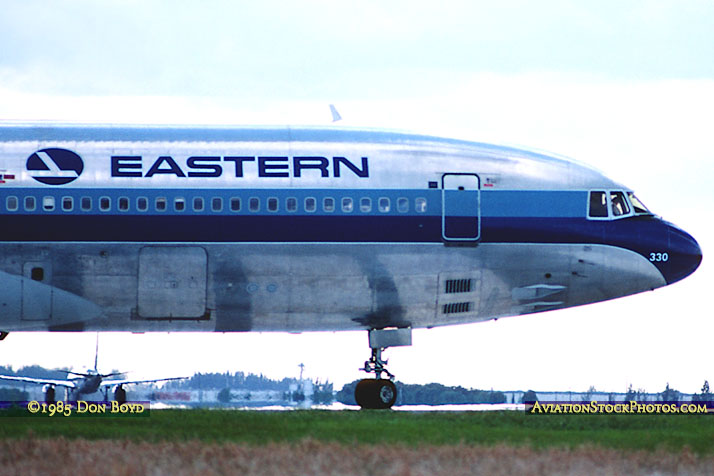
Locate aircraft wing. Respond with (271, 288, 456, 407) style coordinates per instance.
(0, 375, 76, 388)
(99, 376, 188, 387)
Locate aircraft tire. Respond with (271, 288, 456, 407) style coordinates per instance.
(114, 386, 127, 404)
(44, 386, 55, 404)
(355, 379, 397, 409)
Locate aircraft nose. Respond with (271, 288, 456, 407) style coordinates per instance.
(665, 224, 702, 284)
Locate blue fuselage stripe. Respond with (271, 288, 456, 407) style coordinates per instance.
(0, 213, 659, 244)
(1, 188, 586, 218)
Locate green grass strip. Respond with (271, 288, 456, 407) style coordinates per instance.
(1, 409, 712, 454)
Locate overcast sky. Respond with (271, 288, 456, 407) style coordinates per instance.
(0, 1, 712, 395)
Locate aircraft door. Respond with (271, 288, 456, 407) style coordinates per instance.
(442, 173, 481, 242)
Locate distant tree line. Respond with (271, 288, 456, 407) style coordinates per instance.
(0, 388, 29, 401)
(626, 381, 711, 403)
(164, 371, 301, 391)
(691, 380, 712, 403)
(520, 390, 538, 404)
(337, 381, 506, 406)
(183, 373, 334, 405)
(0, 365, 69, 382)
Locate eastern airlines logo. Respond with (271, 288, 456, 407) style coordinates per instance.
(27, 148, 84, 185)
(110, 155, 369, 179)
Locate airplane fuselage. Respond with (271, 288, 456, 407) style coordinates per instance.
(0, 125, 702, 333)
(73, 374, 102, 396)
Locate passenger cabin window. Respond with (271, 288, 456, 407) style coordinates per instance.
(62, 197, 73, 211)
(360, 197, 372, 213)
(286, 197, 297, 212)
(6, 196, 18, 211)
(99, 197, 111, 211)
(397, 197, 409, 213)
(155, 197, 167, 211)
(81, 197, 92, 211)
(342, 197, 353, 213)
(230, 197, 241, 212)
(588, 191, 608, 218)
(25, 196, 36, 211)
(212, 197, 223, 212)
(305, 197, 316, 212)
(137, 197, 148, 211)
(193, 197, 204, 212)
(43, 196, 55, 211)
(415, 197, 427, 213)
(174, 198, 185, 212)
(378, 197, 390, 213)
(610, 192, 630, 217)
(118, 197, 129, 211)
(268, 197, 278, 212)
(249, 197, 260, 212)
(323, 197, 335, 212)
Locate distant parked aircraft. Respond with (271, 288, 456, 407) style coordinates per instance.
(0, 335, 186, 402)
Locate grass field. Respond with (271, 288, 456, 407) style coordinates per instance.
(1, 408, 713, 454)
(2, 409, 713, 475)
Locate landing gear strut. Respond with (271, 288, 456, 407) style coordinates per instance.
(355, 328, 411, 410)
(361, 347, 394, 380)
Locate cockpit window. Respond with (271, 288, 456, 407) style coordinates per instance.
(588, 189, 652, 220)
(588, 191, 608, 218)
(627, 192, 651, 215)
(610, 191, 630, 217)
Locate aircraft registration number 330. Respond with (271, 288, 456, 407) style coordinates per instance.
(650, 252, 669, 262)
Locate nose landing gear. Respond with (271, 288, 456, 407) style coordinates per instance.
(354, 328, 411, 410)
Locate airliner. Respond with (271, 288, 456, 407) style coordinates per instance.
(0, 124, 702, 408)
(0, 334, 186, 403)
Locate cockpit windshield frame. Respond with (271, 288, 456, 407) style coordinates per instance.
(587, 190, 652, 221)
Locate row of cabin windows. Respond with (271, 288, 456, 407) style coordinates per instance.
(4, 195, 429, 214)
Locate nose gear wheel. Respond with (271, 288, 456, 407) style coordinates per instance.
(355, 379, 397, 409)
